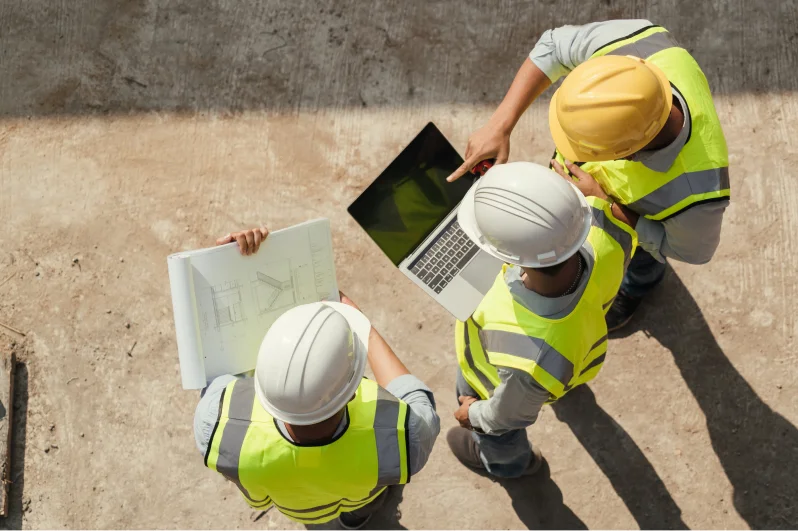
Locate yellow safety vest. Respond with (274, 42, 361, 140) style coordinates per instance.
(456, 197, 637, 402)
(553, 25, 730, 221)
(205, 378, 410, 524)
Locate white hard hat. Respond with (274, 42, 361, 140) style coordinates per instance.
(254, 301, 370, 425)
(457, 161, 592, 268)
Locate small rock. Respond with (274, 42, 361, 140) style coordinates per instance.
(416, 323, 423, 330)
(44, 447, 50, 453)
(80, 432, 85, 438)
(51, 444, 58, 449)
(106, 309, 112, 314)
(49, 424, 55, 432)
(72, 258, 79, 264)
(125, 322, 131, 329)
(93, 245, 98, 249)
(776, 384, 783, 390)
(35, 271, 40, 277)
(35, 262, 39, 266)
(119, 258, 125, 263)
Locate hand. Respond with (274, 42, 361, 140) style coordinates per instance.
(447, 123, 511, 182)
(454, 395, 478, 430)
(550, 159, 609, 201)
(216, 227, 269, 256)
(339, 291, 361, 310)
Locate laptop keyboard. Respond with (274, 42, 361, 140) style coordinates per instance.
(409, 219, 479, 294)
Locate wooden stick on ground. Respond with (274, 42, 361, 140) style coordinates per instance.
(0, 322, 24, 337)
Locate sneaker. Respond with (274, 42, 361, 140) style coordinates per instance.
(446, 427, 544, 476)
(338, 511, 372, 530)
(605, 290, 643, 332)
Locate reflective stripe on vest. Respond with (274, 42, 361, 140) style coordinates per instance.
(554, 26, 729, 221)
(205, 378, 409, 524)
(455, 197, 632, 403)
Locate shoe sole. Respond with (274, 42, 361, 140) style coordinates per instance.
(607, 313, 635, 333)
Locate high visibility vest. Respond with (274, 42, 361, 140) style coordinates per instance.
(456, 196, 637, 403)
(205, 378, 410, 524)
(553, 25, 730, 222)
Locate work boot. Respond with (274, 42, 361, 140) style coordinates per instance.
(338, 511, 372, 530)
(605, 290, 643, 332)
(446, 427, 543, 476)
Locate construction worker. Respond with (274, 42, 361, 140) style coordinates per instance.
(195, 228, 440, 529)
(447, 162, 638, 477)
(447, 20, 729, 331)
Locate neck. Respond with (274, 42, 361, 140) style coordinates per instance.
(643, 101, 684, 151)
(521, 254, 581, 298)
(285, 409, 346, 444)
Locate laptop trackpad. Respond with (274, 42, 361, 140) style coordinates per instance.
(460, 251, 503, 295)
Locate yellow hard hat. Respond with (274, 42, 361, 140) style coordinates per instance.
(549, 55, 673, 162)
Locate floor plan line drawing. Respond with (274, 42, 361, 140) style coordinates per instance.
(211, 280, 246, 329)
(251, 259, 298, 315)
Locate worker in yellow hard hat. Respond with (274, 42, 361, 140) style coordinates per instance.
(448, 20, 729, 331)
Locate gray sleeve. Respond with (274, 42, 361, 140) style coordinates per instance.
(467, 368, 549, 435)
(529, 19, 655, 82)
(193, 374, 240, 455)
(636, 200, 729, 264)
(384, 374, 441, 476)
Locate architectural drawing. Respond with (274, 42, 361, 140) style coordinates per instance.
(251, 260, 297, 315)
(211, 280, 246, 329)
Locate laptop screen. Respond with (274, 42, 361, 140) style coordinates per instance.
(348, 123, 477, 266)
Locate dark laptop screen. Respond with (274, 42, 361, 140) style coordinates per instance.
(348, 123, 477, 265)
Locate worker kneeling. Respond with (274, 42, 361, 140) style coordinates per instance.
(196, 262, 440, 528)
(448, 162, 637, 478)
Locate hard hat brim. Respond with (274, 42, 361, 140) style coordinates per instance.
(457, 178, 593, 268)
(548, 59, 673, 163)
(254, 301, 370, 426)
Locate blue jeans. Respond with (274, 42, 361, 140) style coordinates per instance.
(621, 248, 667, 299)
(456, 370, 533, 479)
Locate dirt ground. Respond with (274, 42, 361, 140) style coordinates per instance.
(1, 0, 797, 529)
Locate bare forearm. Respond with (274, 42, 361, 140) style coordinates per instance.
(611, 202, 640, 229)
(366, 328, 410, 388)
(490, 59, 552, 133)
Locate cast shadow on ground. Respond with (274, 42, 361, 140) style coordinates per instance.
(496, 461, 587, 530)
(1, 0, 795, 118)
(611, 269, 798, 529)
(553, 385, 687, 529)
(0, 362, 28, 530)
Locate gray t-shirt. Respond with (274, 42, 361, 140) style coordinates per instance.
(530, 19, 729, 264)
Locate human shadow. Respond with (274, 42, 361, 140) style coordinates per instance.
(496, 461, 588, 530)
(0, 362, 28, 530)
(552, 385, 688, 529)
(613, 270, 798, 529)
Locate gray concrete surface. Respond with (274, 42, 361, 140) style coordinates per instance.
(0, 0, 796, 529)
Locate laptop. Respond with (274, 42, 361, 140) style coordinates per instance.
(348, 122, 503, 321)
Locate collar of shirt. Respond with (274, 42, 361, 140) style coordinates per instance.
(503, 246, 594, 319)
(631, 87, 691, 173)
(275, 410, 349, 442)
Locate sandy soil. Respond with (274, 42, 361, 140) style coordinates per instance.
(0, 0, 796, 529)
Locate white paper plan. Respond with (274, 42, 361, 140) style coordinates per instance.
(167, 218, 340, 389)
